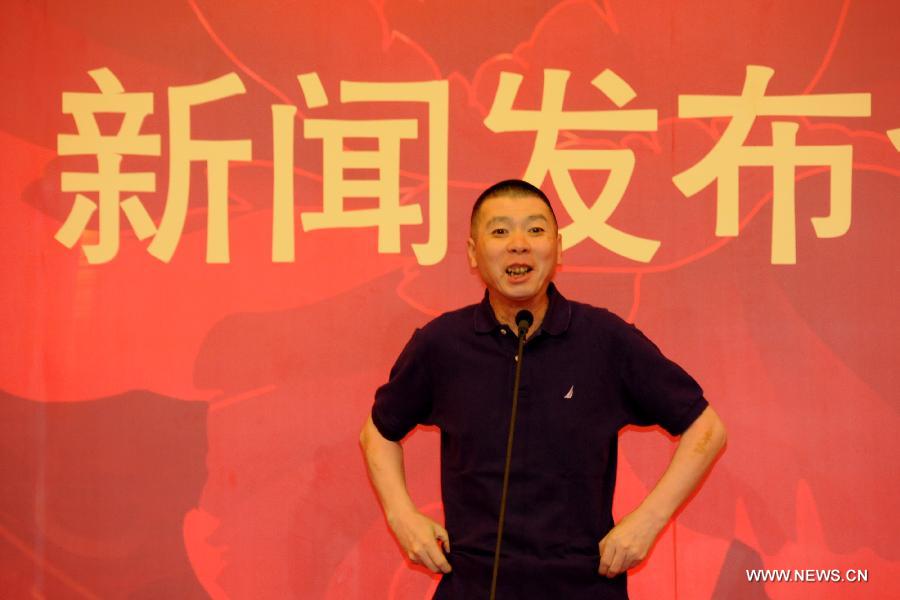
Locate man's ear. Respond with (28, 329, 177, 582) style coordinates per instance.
(466, 237, 477, 269)
(556, 233, 562, 263)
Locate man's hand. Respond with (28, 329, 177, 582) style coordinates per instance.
(360, 416, 452, 574)
(598, 508, 666, 578)
(598, 406, 727, 578)
(388, 509, 452, 574)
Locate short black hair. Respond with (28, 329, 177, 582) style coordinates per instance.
(470, 179, 557, 235)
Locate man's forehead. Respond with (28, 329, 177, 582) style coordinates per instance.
(475, 194, 554, 223)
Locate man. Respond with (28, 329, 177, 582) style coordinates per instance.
(360, 179, 726, 598)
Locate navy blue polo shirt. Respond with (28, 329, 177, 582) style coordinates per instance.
(372, 284, 707, 599)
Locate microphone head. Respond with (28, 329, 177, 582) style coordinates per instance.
(515, 309, 534, 334)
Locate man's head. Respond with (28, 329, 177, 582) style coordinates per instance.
(469, 179, 557, 238)
(467, 179, 561, 308)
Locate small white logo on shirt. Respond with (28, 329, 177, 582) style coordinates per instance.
(563, 385, 574, 399)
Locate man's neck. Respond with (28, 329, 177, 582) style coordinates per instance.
(488, 291, 550, 338)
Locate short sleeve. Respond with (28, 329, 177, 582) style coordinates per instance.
(616, 322, 708, 435)
(371, 328, 434, 442)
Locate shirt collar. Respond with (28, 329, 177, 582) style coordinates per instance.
(473, 282, 571, 336)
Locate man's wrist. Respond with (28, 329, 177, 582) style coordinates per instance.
(386, 502, 418, 526)
(634, 501, 672, 532)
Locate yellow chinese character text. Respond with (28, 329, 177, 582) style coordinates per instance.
(271, 73, 448, 266)
(673, 65, 870, 264)
(56, 68, 160, 263)
(485, 68, 659, 262)
(148, 73, 252, 263)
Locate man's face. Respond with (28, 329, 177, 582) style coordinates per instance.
(467, 194, 561, 306)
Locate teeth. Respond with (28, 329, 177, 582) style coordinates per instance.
(506, 266, 531, 276)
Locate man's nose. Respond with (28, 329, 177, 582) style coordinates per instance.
(507, 229, 530, 252)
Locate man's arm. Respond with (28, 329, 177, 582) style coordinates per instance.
(359, 415, 452, 574)
(598, 405, 727, 578)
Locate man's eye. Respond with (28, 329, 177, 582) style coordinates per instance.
(491, 228, 508, 235)
(529, 227, 545, 233)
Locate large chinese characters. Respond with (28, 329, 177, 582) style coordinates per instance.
(273, 73, 447, 266)
(56, 69, 447, 265)
(674, 65, 870, 264)
(486, 67, 660, 262)
(56, 65, 874, 265)
(486, 65, 871, 265)
(55, 68, 161, 264)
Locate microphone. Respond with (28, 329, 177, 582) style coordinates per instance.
(515, 310, 534, 337)
(490, 309, 533, 599)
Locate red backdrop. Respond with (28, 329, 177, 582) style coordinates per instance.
(1, 1, 898, 598)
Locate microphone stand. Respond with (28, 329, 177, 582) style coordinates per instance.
(489, 311, 532, 600)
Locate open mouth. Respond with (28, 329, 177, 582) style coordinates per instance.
(506, 265, 533, 276)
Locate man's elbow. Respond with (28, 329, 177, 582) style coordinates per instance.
(708, 409, 727, 455)
(359, 416, 374, 450)
(687, 406, 727, 457)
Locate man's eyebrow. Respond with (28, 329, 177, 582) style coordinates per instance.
(483, 216, 511, 228)
(483, 215, 549, 228)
